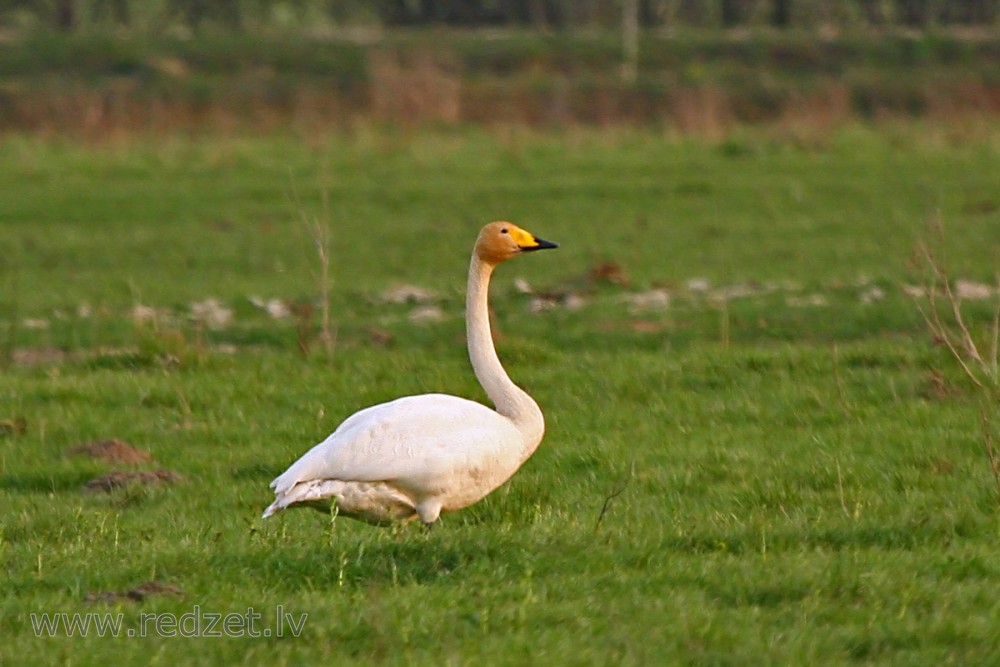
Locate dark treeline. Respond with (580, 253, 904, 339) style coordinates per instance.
(2, 0, 999, 32)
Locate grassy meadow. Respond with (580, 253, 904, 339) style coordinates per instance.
(2, 123, 1000, 664)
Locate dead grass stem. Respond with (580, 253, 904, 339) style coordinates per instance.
(289, 168, 336, 358)
(911, 213, 1000, 500)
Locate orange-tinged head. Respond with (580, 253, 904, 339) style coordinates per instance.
(474, 221, 558, 266)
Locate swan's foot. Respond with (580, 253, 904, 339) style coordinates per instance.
(415, 499, 443, 527)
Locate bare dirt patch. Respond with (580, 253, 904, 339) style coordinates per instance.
(0, 416, 27, 437)
(11, 347, 69, 365)
(67, 439, 152, 465)
(84, 470, 185, 493)
(588, 261, 630, 287)
(85, 581, 184, 603)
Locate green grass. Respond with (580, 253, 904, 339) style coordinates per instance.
(1, 123, 1000, 665)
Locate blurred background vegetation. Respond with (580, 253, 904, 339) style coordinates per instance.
(3, 0, 1000, 32)
(1, 1, 999, 138)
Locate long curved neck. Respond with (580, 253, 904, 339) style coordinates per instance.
(466, 255, 545, 446)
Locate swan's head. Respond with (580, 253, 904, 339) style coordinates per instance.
(475, 221, 558, 265)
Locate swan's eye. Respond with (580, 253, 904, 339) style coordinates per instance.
(501, 228, 509, 234)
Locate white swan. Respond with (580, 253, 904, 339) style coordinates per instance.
(262, 221, 558, 527)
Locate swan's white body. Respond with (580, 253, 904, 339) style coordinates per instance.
(262, 222, 556, 526)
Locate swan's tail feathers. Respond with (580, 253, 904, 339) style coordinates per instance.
(268, 472, 293, 495)
(262, 479, 341, 519)
(261, 497, 287, 519)
(262, 474, 296, 518)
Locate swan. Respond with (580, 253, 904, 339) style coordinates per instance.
(262, 221, 558, 527)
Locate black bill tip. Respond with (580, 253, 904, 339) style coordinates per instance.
(525, 237, 558, 251)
